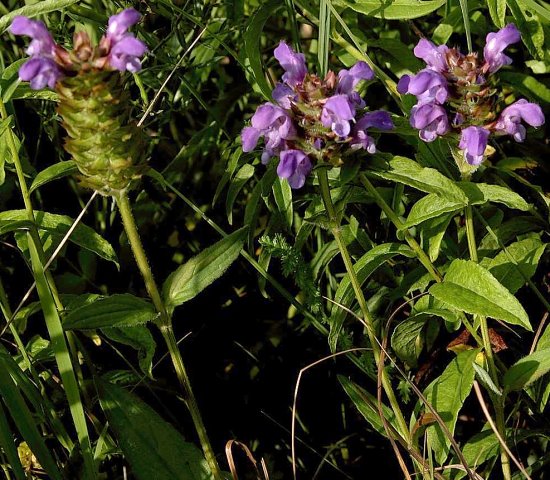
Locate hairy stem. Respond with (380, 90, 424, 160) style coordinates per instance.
(115, 192, 223, 480)
(317, 169, 410, 442)
(464, 204, 511, 480)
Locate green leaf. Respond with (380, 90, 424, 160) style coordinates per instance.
(0, 0, 79, 33)
(424, 349, 478, 464)
(102, 326, 156, 379)
(429, 259, 531, 330)
(391, 316, 426, 367)
(329, 243, 415, 351)
(63, 294, 157, 330)
(163, 226, 247, 309)
(342, 0, 446, 19)
(30, 161, 78, 193)
(243, 1, 282, 99)
(483, 236, 546, 294)
(0, 351, 62, 480)
(454, 430, 499, 479)
(459, 182, 531, 211)
(487, 0, 507, 27)
(272, 177, 293, 229)
(0, 210, 118, 267)
(0, 402, 26, 480)
(97, 380, 213, 480)
(499, 71, 550, 104)
(420, 213, 454, 262)
(338, 376, 395, 436)
(503, 348, 550, 391)
(225, 163, 254, 225)
(375, 157, 468, 204)
(507, 0, 544, 59)
(403, 193, 462, 228)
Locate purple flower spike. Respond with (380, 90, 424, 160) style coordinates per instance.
(274, 41, 307, 87)
(410, 103, 450, 142)
(399, 69, 448, 104)
(414, 38, 449, 73)
(483, 24, 521, 73)
(495, 99, 545, 142)
(105, 8, 147, 72)
(10, 16, 55, 56)
(241, 103, 296, 162)
(459, 126, 490, 165)
(321, 95, 355, 137)
(277, 149, 312, 189)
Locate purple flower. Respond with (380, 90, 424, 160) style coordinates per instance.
(241, 103, 296, 162)
(274, 41, 307, 87)
(494, 99, 545, 142)
(321, 95, 356, 137)
(459, 126, 490, 165)
(414, 38, 449, 73)
(10, 16, 63, 89)
(410, 103, 450, 142)
(19, 57, 62, 89)
(277, 149, 312, 189)
(336, 61, 374, 107)
(397, 69, 448, 104)
(483, 24, 520, 73)
(350, 111, 393, 152)
(105, 8, 147, 72)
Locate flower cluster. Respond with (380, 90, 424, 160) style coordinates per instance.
(398, 24, 544, 168)
(9, 8, 147, 90)
(241, 42, 393, 188)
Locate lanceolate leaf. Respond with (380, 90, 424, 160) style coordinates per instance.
(97, 380, 212, 480)
(459, 182, 531, 211)
(503, 348, 550, 392)
(429, 259, 531, 330)
(338, 376, 395, 436)
(63, 294, 157, 330)
(30, 161, 78, 193)
(162, 226, 247, 309)
(0, 210, 118, 267)
(374, 156, 468, 204)
(424, 349, 478, 464)
(403, 193, 462, 228)
(342, 0, 447, 20)
(487, 0, 507, 28)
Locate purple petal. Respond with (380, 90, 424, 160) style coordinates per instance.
(272, 83, 296, 109)
(406, 69, 448, 104)
(107, 8, 141, 40)
(414, 38, 449, 73)
(19, 57, 62, 89)
(356, 111, 394, 131)
(397, 75, 410, 94)
(274, 41, 307, 87)
(459, 126, 490, 165)
(278, 149, 311, 189)
(483, 24, 521, 73)
(241, 127, 261, 152)
(337, 61, 374, 95)
(495, 99, 545, 142)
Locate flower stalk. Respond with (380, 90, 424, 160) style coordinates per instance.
(115, 192, 223, 480)
(317, 168, 410, 443)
